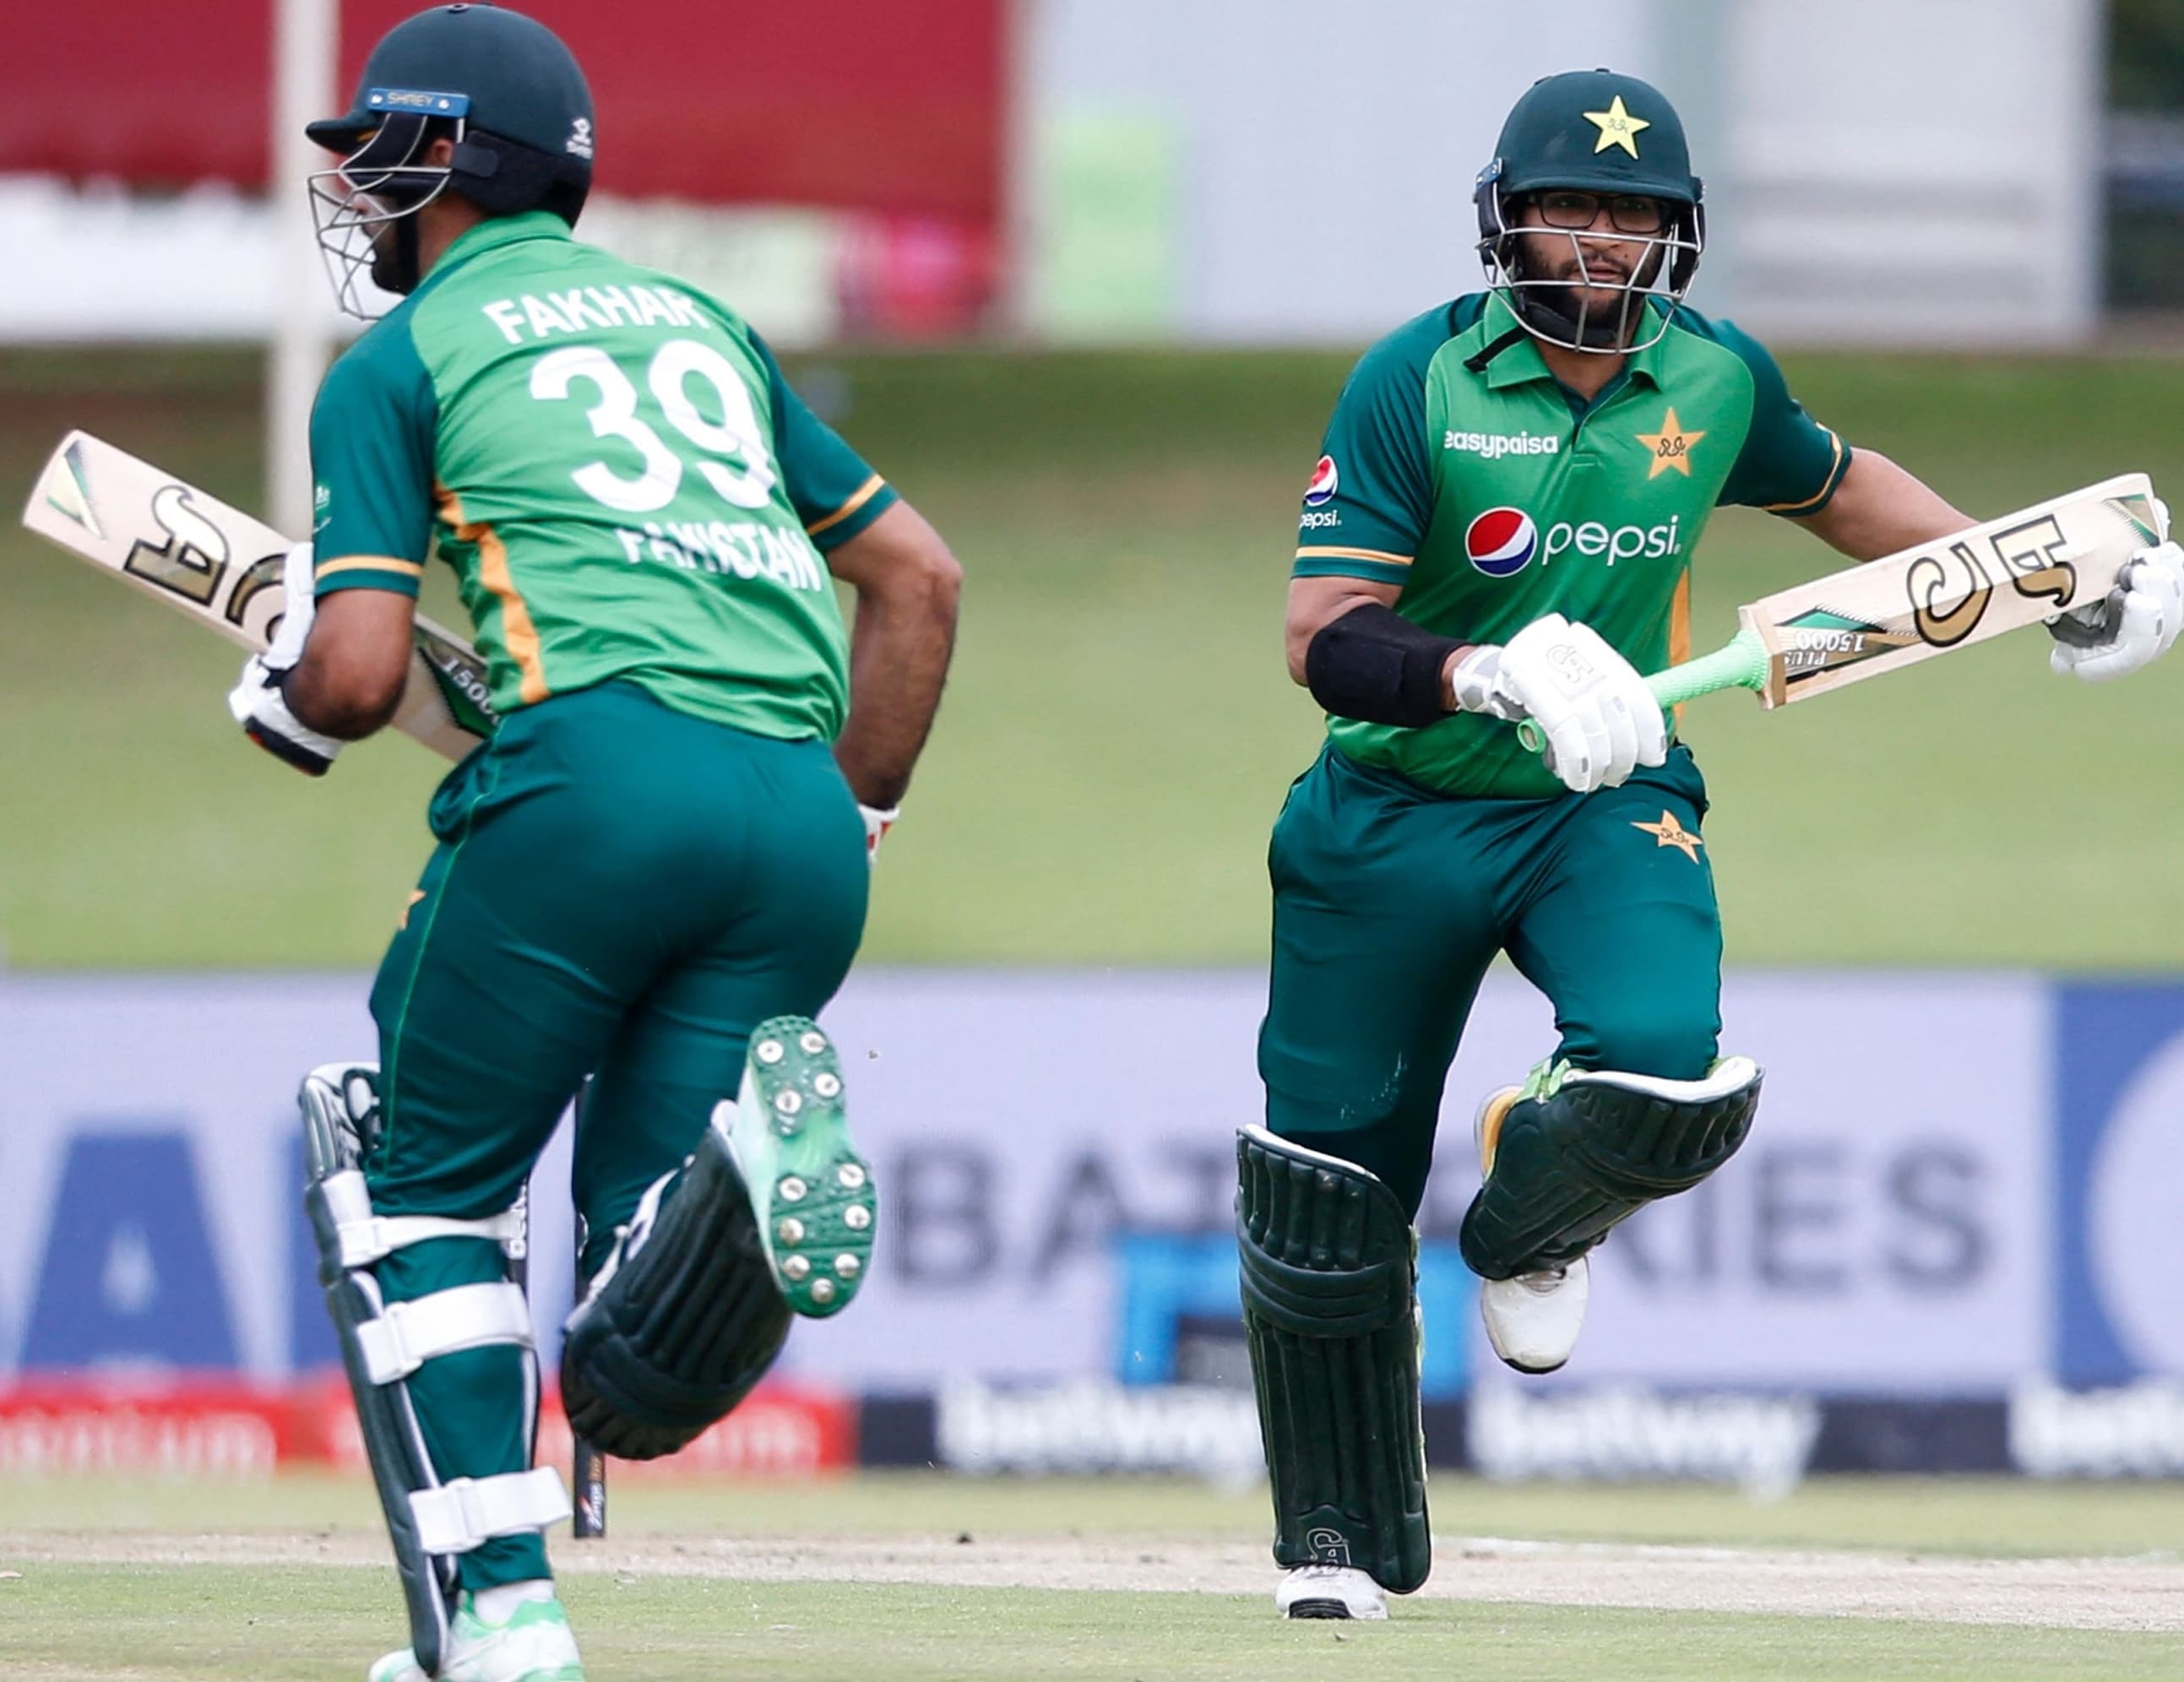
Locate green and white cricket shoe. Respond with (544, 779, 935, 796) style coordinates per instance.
(368, 1592, 584, 1682)
(1474, 1082, 1589, 1375)
(719, 1014, 873, 1317)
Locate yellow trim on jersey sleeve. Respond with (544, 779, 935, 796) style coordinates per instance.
(806, 473, 887, 538)
(315, 555, 425, 581)
(437, 487, 549, 706)
(1293, 545, 1414, 568)
(1761, 428, 1845, 515)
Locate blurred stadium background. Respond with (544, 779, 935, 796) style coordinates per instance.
(6, 1, 2184, 1676)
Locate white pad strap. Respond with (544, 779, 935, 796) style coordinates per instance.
(408, 1468, 571, 1555)
(321, 1170, 527, 1268)
(355, 1282, 534, 1384)
(1564, 1054, 1760, 1105)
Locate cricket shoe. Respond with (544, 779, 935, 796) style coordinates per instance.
(718, 1015, 874, 1317)
(1474, 1084, 1589, 1375)
(1274, 1565, 1388, 1620)
(368, 1591, 584, 1682)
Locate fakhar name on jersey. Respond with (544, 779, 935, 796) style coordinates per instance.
(481, 284, 717, 345)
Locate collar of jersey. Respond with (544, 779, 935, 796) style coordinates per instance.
(432, 209, 573, 278)
(1477, 291, 1669, 395)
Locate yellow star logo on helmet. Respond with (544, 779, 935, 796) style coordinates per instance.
(1584, 95, 1650, 158)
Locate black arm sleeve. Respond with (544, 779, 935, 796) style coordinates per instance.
(1303, 603, 1464, 728)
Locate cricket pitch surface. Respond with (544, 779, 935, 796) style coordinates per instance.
(17, 1526, 2184, 1630)
(6, 1474, 2183, 1679)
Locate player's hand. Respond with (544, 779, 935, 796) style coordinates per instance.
(1480, 614, 1667, 793)
(2048, 537, 2184, 683)
(226, 542, 344, 775)
(860, 802, 899, 867)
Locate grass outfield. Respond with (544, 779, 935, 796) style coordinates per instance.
(4, 1474, 2183, 1679)
(5, 345, 2184, 969)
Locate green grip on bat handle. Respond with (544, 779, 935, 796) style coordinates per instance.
(1513, 627, 1772, 755)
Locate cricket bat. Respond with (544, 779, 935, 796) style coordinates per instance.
(19, 430, 497, 762)
(1521, 472, 2168, 751)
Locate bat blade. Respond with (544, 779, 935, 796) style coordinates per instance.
(1743, 473, 2164, 708)
(20, 430, 495, 762)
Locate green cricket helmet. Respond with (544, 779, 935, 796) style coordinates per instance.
(1473, 69, 1706, 355)
(305, 3, 594, 316)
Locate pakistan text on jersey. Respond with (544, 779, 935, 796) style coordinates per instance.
(1444, 430, 1562, 459)
(616, 518, 827, 591)
(482, 285, 716, 345)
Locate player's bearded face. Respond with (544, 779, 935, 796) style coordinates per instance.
(361, 202, 410, 294)
(1514, 193, 1667, 320)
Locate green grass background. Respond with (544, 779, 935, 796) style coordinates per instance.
(6, 1475, 2183, 1679)
(6, 345, 2183, 969)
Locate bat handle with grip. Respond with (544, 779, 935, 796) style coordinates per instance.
(1515, 626, 1772, 755)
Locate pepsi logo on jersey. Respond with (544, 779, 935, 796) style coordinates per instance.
(1302, 456, 1339, 508)
(1465, 507, 1539, 578)
(1465, 507, 1687, 577)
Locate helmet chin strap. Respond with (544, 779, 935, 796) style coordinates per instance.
(1510, 283, 1633, 353)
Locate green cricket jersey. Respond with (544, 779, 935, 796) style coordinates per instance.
(1294, 291, 1849, 798)
(310, 210, 898, 742)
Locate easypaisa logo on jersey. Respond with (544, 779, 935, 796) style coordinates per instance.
(1445, 430, 1562, 460)
(1464, 507, 1687, 577)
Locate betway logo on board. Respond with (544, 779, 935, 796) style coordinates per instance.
(2010, 1379, 2184, 1478)
(937, 1380, 1263, 1479)
(1467, 1384, 1822, 1498)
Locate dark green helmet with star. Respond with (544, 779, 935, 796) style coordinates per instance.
(305, 5, 595, 316)
(1474, 69, 1707, 355)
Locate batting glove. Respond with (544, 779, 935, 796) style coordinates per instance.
(1476, 613, 1667, 794)
(2048, 539, 2184, 684)
(226, 541, 344, 775)
(860, 803, 899, 867)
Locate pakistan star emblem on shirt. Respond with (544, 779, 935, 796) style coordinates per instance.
(1637, 409, 1706, 478)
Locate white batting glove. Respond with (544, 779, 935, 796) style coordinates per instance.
(2048, 540, 2184, 684)
(1470, 613, 1667, 793)
(226, 541, 344, 775)
(860, 803, 899, 867)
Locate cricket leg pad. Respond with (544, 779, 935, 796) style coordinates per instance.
(1237, 1126, 1431, 1597)
(302, 1066, 568, 1679)
(558, 1121, 792, 1462)
(1461, 1055, 1763, 1279)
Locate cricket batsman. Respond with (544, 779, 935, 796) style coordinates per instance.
(228, 8, 961, 1677)
(1242, 68, 2184, 1620)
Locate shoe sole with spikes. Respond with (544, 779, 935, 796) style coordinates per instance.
(718, 1015, 873, 1319)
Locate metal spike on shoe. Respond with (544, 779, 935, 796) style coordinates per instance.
(723, 1015, 877, 1318)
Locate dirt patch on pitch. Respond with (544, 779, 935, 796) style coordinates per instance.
(8, 1530, 2182, 1632)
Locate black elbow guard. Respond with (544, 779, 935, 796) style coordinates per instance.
(1303, 604, 1463, 728)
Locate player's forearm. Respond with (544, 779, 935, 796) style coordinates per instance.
(282, 590, 419, 738)
(283, 660, 400, 739)
(1794, 448, 1972, 563)
(832, 557, 961, 809)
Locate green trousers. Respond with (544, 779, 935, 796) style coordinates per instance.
(1258, 741, 1723, 1220)
(363, 681, 868, 1587)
